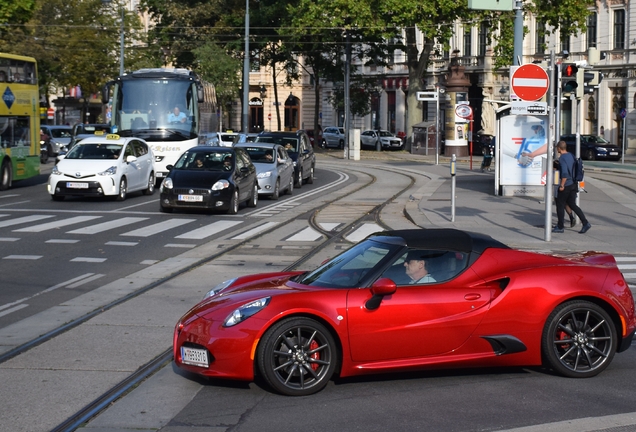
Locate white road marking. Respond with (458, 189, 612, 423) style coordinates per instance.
(3, 255, 42, 260)
(13, 216, 102, 232)
(66, 217, 148, 234)
(70, 257, 107, 263)
(231, 222, 279, 240)
(175, 220, 243, 240)
(0, 215, 54, 228)
(344, 223, 384, 242)
(120, 218, 196, 237)
(286, 227, 323, 242)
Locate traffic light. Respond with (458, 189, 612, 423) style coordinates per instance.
(561, 63, 578, 96)
(584, 71, 603, 95)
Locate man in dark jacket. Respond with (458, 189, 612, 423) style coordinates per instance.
(553, 141, 591, 234)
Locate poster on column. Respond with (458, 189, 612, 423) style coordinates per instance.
(498, 114, 549, 186)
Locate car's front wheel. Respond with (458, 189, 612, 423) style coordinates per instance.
(542, 300, 617, 378)
(306, 165, 314, 184)
(286, 175, 293, 195)
(0, 160, 12, 191)
(294, 169, 303, 188)
(585, 149, 596, 161)
(227, 189, 239, 214)
(271, 179, 280, 200)
(257, 317, 338, 396)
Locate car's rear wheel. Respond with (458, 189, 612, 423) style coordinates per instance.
(271, 179, 280, 200)
(227, 189, 239, 214)
(338, 139, 344, 149)
(51, 194, 64, 201)
(142, 172, 155, 195)
(306, 166, 314, 184)
(116, 177, 127, 201)
(159, 204, 173, 213)
(542, 300, 617, 378)
(257, 317, 337, 396)
(247, 183, 258, 207)
(585, 149, 596, 161)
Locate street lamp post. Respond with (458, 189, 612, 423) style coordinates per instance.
(242, 0, 249, 133)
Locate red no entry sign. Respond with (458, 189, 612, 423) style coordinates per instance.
(511, 64, 549, 101)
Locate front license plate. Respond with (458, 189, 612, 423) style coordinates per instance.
(181, 346, 209, 367)
(178, 194, 203, 202)
(610, 152, 618, 156)
(66, 182, 89, 189)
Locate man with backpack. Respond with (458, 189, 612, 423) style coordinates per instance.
(553, 141, 591, 234)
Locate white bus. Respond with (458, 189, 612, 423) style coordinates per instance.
(102, 68, 217, 181)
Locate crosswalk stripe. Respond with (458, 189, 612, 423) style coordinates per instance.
(120, 218, 196, 237)
(619, 264, 636, 270)
(615, 257, 636, 262)
(13, 216, 102, 232)
(345, 223, 384, 243)
(70, 257, 107, 263)
(3, 255, 42, 260)
(0, 304, 29, 319)
(231, 222, 279, 240)
(175, 220, 243, 240)
(287, 227, 323, 242)
(0, 215, 54, 228)
(67, 217, 148, 234)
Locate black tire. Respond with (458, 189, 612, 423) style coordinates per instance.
(142, 172, 155, 195)
(51, 194, 65, 201)
(116, 177, 127, 201)
(338, 140, 344, 149)
(227, 189, 239, 214)
(542, 300, 617, 378)
(40, 148, 49, 164)
(306, 165, 314, 184)
(294, 169, 303, 188)
(271, 179, 280, 200)
(247, 183, 258, 207)
(257, 317, 338, 396)
(585, 149, 596, 161)
(286, 175, 294, 195)
(0, 160, 12, 191)
(160, 204, 173, 213)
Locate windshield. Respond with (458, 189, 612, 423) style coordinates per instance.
(583, 135, 609, 144)
(174, 150, 234, 171)
(296, 240, 403, 288)
(65, 143, 123, 160)
(241, 147, 275, 163)
(113, 78, 197, 137)
(256, 136, 298, 153)
(50, 129, 72, 138)
(378, 131, 394, 137)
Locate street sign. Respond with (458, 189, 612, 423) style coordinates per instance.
(47, 107, 55, 119)
(510, 101, 548, 115)
(267, 113, 271, 121)
(510, 64, 550, 101)
(455, 104, 473, 119)
(416, 91, 438, 101)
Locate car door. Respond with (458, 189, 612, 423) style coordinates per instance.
(122, 141, 143, 190)
(132, 140, 152, 189)
(346, 275, 493, 362)
(277, 146, 293, 187)
(234, 149, 255, 201)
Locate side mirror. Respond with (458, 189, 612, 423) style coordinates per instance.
(101, 81, 114, 104)
(126, 155, 137, 163)
(365, 278, 397, 310)
(166, 164, 174, 171)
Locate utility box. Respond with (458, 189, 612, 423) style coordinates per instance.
(347, 129, 360, 160)
(411, 122, 439, 155)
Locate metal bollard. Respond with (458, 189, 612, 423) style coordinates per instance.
(451, 154, 456, 222)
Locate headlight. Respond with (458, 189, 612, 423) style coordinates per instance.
(98, 166, 117, 176)
(161, 177, 173, 191)
(224, 297, 271, 327)
(257, 171, 273, 179)
(596, 147, 607, 153)
(204, 278, 236, 299)
(52, 166, 61, 175)
(212, 179, 230, 190)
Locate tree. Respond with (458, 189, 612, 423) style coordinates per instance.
(0, 0, 36, 31)
(193, 42, 241, 129)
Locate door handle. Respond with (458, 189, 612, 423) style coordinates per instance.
(464, 293, 481, 301)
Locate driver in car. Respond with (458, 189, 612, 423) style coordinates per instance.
(168, 106, 187, 124)
(404, 251, 436, 284)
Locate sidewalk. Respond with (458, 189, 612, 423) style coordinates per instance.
(321, 148, 636, 254)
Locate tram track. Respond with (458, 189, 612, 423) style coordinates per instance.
(0, 163, 423, 432)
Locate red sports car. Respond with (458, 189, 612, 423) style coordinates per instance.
(173, 229, 636, 396)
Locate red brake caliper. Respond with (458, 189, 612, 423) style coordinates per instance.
(309, 340, 320, 371)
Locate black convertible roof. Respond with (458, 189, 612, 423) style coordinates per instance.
(370, 229, 510, 255)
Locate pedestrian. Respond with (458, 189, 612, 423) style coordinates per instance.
(553, 140, 591, 234)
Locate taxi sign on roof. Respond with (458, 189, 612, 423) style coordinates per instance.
(106, 134, 120, 140)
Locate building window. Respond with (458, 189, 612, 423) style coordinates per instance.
(535, 21, 546, 54)
(463, 27, 472, 57)
(560, 31, 570, 54)
(587, 12, 597, 48)
(614, 9, 625, 50)
(478, 22, 488, 56)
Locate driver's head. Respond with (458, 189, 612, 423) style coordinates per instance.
(403, 251, 430, 281)
(173, 106, 180, 114)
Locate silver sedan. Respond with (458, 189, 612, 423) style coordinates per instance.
(235, 143, 295, 199)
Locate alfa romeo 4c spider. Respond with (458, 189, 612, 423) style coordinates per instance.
(173, 229, 636, 396)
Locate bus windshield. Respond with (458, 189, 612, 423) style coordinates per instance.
(113, 78, 197, 137)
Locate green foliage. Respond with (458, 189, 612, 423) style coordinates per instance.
(193, 42, 241, 106)
(0, 0, 36, 29)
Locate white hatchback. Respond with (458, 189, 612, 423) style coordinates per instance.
(47, 134, 156, 201)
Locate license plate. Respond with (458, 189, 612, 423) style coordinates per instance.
(181, 346, 209, 367)
(66, 182, 89, 189)
(610, 152, 618, 155)
(178, 194, 203, 202)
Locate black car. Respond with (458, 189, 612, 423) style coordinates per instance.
(255, 131, 315, 187)
(560, 134, 622, 161)
(159, 146, 258, 214)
